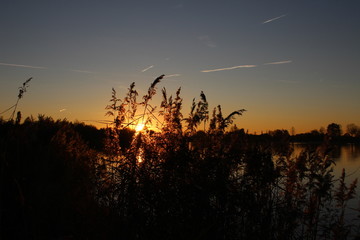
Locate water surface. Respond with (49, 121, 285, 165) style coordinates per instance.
(293, 143, 360, 220)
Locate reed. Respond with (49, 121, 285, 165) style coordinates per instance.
(1, 75, 359, 239)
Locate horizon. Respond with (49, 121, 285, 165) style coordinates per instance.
(1, 104, 354, 136)
(1, 0, 360, 134)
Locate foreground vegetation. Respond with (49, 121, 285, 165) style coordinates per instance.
(1, 76, 360, 239)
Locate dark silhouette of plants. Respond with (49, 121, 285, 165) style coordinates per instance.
(0, 77, 32, 121)
(99, 75, 360, 240)
(96, 75, 359, 240)
(184, 91, 209, 134)
(209, 105, 246, 134)
(331, 169, 358, 239)
(160, 87, 183, 135)
(0, 116, 108, 239)
(1, 75, 359, 240)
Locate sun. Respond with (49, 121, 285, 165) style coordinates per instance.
(135, 123, 145, 132)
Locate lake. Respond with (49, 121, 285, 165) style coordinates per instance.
(293, 143, 360, 221)
(292, 143, 360, 183)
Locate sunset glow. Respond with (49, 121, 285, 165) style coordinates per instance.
(0, 1, 359, 133)
(2, 2, 360, 238)
(135, 123, 145, 132)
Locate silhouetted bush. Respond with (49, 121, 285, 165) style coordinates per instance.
(0, 117, 108, 239)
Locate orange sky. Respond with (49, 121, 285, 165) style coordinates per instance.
(1, 1, 360, 133)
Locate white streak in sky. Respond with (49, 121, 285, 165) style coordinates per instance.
(71, 69, 94, 74)
(262, 14, 287, 24)
(141, 65, 154, 72)
(0, 62, 47, 69)
(264, 60, 292, 65)
(59, 109, 67, 112)
(165, 74, 181, 78)
(201, 65, 256, 73)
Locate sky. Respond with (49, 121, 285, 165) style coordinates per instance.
(1, 0, 360, 133)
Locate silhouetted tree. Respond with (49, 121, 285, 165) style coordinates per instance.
(347, 123, 360, 137)
(327, 123, 342, 137)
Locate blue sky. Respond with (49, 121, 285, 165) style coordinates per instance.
(1, 0, 360, 133)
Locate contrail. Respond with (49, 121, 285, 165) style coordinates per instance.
(165, 74, 181, 78)
(59, 109, 67, 112)
(0, 62, 47, 69)
(262, 14, 287, 24)
(264, 60, 292, 65)
(71, 69, 94, 74)
(201, 65, 256, 73)
(141, 65, 154, 72)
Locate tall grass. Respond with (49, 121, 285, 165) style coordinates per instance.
(0, 77, 32, 122)
(96, 75, 360, 240)
(0, 75, 359, 239)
